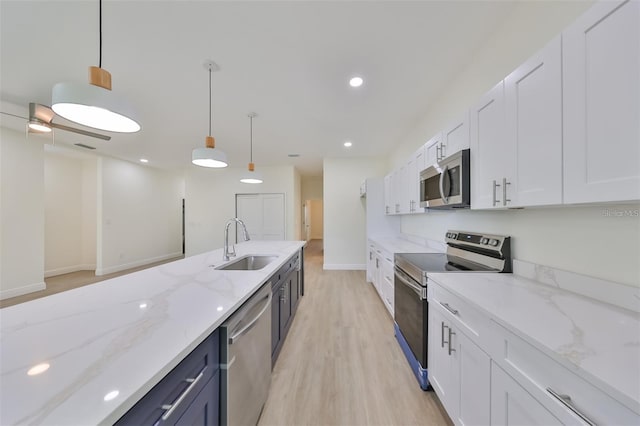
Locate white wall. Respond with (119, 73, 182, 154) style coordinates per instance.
(387, 0, 640, 287)
(323, 157, 386, 269)
(0, 128, 45, 299)
(96, 157, 183, 275)
(293, 168, 302, 240)
(302, 176, 323, 200)
(44, 151, 97, 277)
(185, 165, 298, 257)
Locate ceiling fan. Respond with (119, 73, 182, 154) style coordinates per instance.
(1, 103, 111, 141)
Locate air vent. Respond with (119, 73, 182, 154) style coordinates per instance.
(74, 143, 96, 150)
(288, 154, 300, 157)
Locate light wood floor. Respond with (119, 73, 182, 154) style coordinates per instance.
(0, 256, 184, 309)
(259, 239, 452, 426)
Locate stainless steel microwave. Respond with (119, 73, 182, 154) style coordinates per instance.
(420, 149, 470, 209)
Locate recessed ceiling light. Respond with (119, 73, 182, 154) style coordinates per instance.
(139, 158, 148, 163)
(349, 76, 364, 87)
(104, 390, 119, 401)
(27, 363, 50, 376)
(344, 141, 353, 148)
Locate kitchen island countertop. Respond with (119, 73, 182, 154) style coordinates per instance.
(0, 240, 305, 425)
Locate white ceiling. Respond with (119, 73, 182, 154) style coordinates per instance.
(0, 0, 519, 176)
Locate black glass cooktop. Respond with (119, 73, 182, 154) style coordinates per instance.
(395, 252, 498, 283)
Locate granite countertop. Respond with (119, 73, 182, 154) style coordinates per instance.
(427, 271, 640, 415)
(0, 240, 305, 425)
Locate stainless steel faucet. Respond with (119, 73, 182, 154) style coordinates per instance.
(224, 218, 250, 260)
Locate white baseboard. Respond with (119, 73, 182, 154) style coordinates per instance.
(0, 281, 46, 300)
(45, 264, 96, 278)
(323, 264, 366, 271)
(95, 252, 183, 276)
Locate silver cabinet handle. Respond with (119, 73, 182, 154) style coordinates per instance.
(441, 321, 448, 348)
(369, 251, 373, 260)
(440, 302, 459, 315)
(492, 180, 501, 206)
(448, 327, 456, 355)
(502, 177, 511, 206)
(547, 388, 596, 426)
(161, 367, 207, 420)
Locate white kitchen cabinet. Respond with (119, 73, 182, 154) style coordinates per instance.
(383, 174, 393, 215)
(505, 35, 563, 207)
(407, 146, 425, 214)
(470, 81, 509, 209)
(563, 0, 640, 204)
(428, 295, 491, 426)
(442, 111, 470, 159)
(424, 132, 444, 168)
(491, 362, 561, 426)
(366, 241, 376, 283)
(396, 165, 409, 214)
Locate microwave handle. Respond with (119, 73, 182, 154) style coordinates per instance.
(439, 165, 449, 204)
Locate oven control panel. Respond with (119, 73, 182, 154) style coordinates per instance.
(446, 230, 510, 254)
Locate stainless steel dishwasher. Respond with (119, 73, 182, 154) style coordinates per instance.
(220, 282, 272, 426)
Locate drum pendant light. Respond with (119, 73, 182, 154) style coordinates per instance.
(51, 0, 140, 133)
(240, 113, 263, 183)
(192, 61, 228, 168)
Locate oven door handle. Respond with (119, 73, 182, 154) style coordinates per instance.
(394, 267, 425, 299)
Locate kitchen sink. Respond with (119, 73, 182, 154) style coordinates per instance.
(215, 255, 278, 271)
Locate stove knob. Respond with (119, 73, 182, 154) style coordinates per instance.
(490, 239, 499, 246)
(446, 233, 451, 238)
(480, 238, 488, 245)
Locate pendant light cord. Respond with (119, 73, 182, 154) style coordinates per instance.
(209, 68, 212, 136)
(99, 0, 102, 68)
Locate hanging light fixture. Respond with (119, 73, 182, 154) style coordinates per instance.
(51, 0, 140, 133)
(192, 61, 228, 168)
(240, 113, 263, 184)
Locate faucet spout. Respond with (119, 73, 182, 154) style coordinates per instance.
(223, 218, 250, 261)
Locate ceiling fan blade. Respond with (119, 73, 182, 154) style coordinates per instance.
(49, 122, 111, 141)
(27, 102, 111, 140)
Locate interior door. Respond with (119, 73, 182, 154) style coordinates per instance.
(236, 193, 285, 241)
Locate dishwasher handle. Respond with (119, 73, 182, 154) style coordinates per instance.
(229, 292, 272, 344)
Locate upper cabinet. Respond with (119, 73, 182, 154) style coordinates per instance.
(442, 112, 471, 160)
(562, 0, 640, 204)
(505, 35, 563, 207)
(425, 132, 444, 168)
(470, 81, 509, 209)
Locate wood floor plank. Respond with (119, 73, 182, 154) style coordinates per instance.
(259, 240, 452, 426)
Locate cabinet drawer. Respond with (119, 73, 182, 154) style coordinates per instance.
(492, 323, 639, 425)
(116, 330, 220, 425)
(429, 282, 494, 349)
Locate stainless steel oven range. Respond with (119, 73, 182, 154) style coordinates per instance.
(393, 230, 511, 390)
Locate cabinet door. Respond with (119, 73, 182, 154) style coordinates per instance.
(455, 330, 491, 426)
(563, 0, 640, 203)
(175, 374, 219, 426)
(425, 132, 443, 167)
(442, 111, 470, 157)
(398, 163, 410, 214)
(279, 281, 291, 337)
(289, 271, 300, 312)
(505, 36, 562, 207)
(491, 363, 560, 426)
(470, 81, 507, 209)
(427, 306, 456, 415)
(409, 147, 426, 214)
(271, 287, 280, 357)
(383, 174, 393, 215)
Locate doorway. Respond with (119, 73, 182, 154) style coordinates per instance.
(303, 199, 323, 242)
(236, 193, 286, 241)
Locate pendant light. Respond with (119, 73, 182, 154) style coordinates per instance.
(192, 61, 228, 168)
(240, 113, 263, 184)
(51, 0, 140, 133)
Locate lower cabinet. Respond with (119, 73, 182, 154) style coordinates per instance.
(428, 301, 490, 426)
(175, 373, 220, 426)
(271, 251, 303, 366)
(115, 330, 220, 426)
(491, 363, 560, 426)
